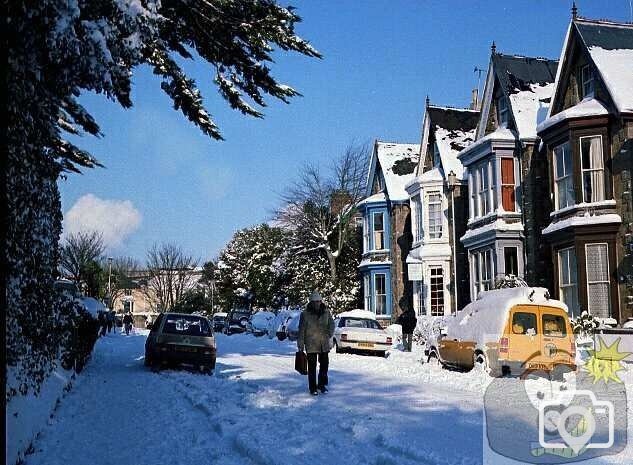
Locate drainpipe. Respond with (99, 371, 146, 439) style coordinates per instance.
(447, 171, 458, 313)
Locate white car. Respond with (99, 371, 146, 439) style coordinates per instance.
(332, 310, 392, 357)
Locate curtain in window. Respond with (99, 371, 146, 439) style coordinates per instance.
(586, 244, 610, 318)
(589, 137, 604, 202)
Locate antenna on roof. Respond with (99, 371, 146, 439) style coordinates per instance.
(571, 1, 578, 20)
(491, 41, 497, 55)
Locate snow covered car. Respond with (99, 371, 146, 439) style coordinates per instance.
(332, 310, 392, 357)
(212, 312, 228, 332)
(426, 287, 576, 377)
(276, 310, 301, 340)
(223, 309, 252, 335)
(249, 310, 276, 337)
(144, 313, 217, 375)
(285, 312, 302, 341)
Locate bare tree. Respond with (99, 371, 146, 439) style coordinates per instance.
(144, 243, 199, 311)
(106, 256, 141, 308)
(276, 143, 368, 280)
(59, 231, 105, 285)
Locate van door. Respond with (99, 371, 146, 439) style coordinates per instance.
(507, 305, 542, 373)
(540, 307, 573, 370)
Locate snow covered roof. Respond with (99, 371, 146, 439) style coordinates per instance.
(537, 97, 609, 133)
(576, 19, 633, 113)
(425, 106, 479, 180)
(457, 127, 517, 162)
(418, 166, 444, 183)
(445, 287, 567, 346)
(357, 192, 387, 207)
(460, 218, 524, 243)
(542, 212, 621, 235)
(371, 142, 420, 202)
(507, 82, 555, 139)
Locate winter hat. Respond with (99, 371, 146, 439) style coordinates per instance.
(309, 291, 322, 302)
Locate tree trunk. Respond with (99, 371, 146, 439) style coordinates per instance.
(325, 248, 337, 281)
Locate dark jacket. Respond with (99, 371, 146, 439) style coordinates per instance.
(397, 309, 417, 334)
(297, 302, 335, 353)
(123, 314, 133, 325)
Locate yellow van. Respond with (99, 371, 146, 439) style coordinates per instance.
(428, 287, 576, 377)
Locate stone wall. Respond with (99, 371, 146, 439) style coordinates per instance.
(391, 203, 412, 320)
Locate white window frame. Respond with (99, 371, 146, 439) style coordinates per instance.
(364, 274, 371, 311)
(553, 142, 575, 210)
(372, 212, 385, 251)
(585, 243, 611, 319)
(363, 215, 370, 252)
(477, 162, 491, 217)
(374, 273, 387, 316)
(498, 95, 509, 126)
(469, 170, 478, 219)
(429, 266, 445, 316)
(581, 64, 594, 98)
(558, 246, 580, 318)
(427, 191, 443, 240)
(412, 194, 423, 243)
(472, 248, 494, 297)
(579, 135, 605, 203)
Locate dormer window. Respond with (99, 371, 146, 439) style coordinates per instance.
(581, 64, 594, 98)
(497, 96, 509, 127)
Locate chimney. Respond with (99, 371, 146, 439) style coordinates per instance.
(470, 88, 479, 110)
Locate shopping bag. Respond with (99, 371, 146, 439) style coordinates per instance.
(295, 351, 308, 375)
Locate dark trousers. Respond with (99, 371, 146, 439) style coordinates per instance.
(403, 333, 413, 352)
(307, 352, 329, 392)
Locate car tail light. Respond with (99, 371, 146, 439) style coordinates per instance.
(386, 337, 392, 344)
(500, 337, 509, 354)
(341, 333, 348, 341)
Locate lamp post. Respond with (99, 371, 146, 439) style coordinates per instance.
(446, 171, 458, 315)
(107, 257, 113, 308)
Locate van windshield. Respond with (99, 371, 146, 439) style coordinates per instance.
(542, 314, 567, 337)
(511, 312, 537, 335)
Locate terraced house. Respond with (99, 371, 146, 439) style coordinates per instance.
(457, 48, 559, 301)
(359, 141, 420, 322)
(405, 102, 479, 316)
(536, 15, 633, 324)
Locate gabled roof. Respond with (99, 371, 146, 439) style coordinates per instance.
(366, 141, 420, 202)
(420, 105, 479, 181)
(576, 19, 633, 113)
(477, 53, 558, 139)
(547, 18, 633, 120)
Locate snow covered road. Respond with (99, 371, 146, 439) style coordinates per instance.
(23, 331, 633, 465)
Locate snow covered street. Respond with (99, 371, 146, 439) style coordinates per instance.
(23, 331, 633, 465)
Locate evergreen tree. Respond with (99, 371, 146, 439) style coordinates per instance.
(7, 0, 319, 399)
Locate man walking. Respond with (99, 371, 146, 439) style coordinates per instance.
(123, 312, 134, 336)
(297, 291, 335, 395)
(397, 306, 417, 352)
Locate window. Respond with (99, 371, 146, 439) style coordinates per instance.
(554, 142, 575, 210)
(472, 249, 494, 296)
(363, 216, 370, 252)
(558, 247, 580, 318)
(373, 212, 385, 250)
(476, 162, 492, 217)
(498, 96, 509, 126)
(512, 312, 537, 335)
(469, 171, 478, 219)
(428, 192, 443, 239)
(543, 315, 567, 337)
(163, 316, 209, 336)
(413, 194, 423, 243)
(413, 281, 424, 316)
(581, 65, 594, 98)
(504, 247, 518, 276)
(586, 243, 610, 318)
(340, 318, 382, 329)
(501, 158, 515, 211)
(364, 275, 371, 311)
(124, 288, 132, 296)
(580, 136, 605, 203)
(374, 274, 387, 315)
(430, 267, 445, 316)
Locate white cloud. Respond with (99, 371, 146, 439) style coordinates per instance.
(63, 194, 142, 249)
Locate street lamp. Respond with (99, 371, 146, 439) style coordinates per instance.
(446, 171, 458, 315)
(107, 257, 113, 308)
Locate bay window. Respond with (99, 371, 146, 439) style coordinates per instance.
(430, 267, 445, 316)
(364, 275, 371, 311)
(554, 142, 575, 210)
(428, 192, 443, 239)
(374, 274, 387, 315)
(558, 247, 580, 318)
(477, 162, 492, 217)
(472, 248, 494, 296)
(363, 216, 370, 252)
(580, 136, 605, 203)
(413, 194, 423, 243)
(585, 243, 610, 318)
(501, 158, 516, 211)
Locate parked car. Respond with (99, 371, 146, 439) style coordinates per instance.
(285, 312, 302, 341)
(249, 310, 276, 337)
(426, 287, 576, 378)
(223, 309, 252, 335)
(144, 313, 216, 375)
(212, 312, 228, 332)
(332, 310, 392, 357)
(277, 310, 301, 340)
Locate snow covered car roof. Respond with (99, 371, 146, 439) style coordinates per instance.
(336, 309, 377, 320)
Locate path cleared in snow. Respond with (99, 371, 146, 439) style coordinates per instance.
(24, 331, 632, 465)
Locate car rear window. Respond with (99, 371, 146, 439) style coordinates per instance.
(512, 312, 537, 335)
(340, 318, 381, 330)
(162, 316, 210, 336)
(542, 314, 567, 337)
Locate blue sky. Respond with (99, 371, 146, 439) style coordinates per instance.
(59, 0, 630, 263)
